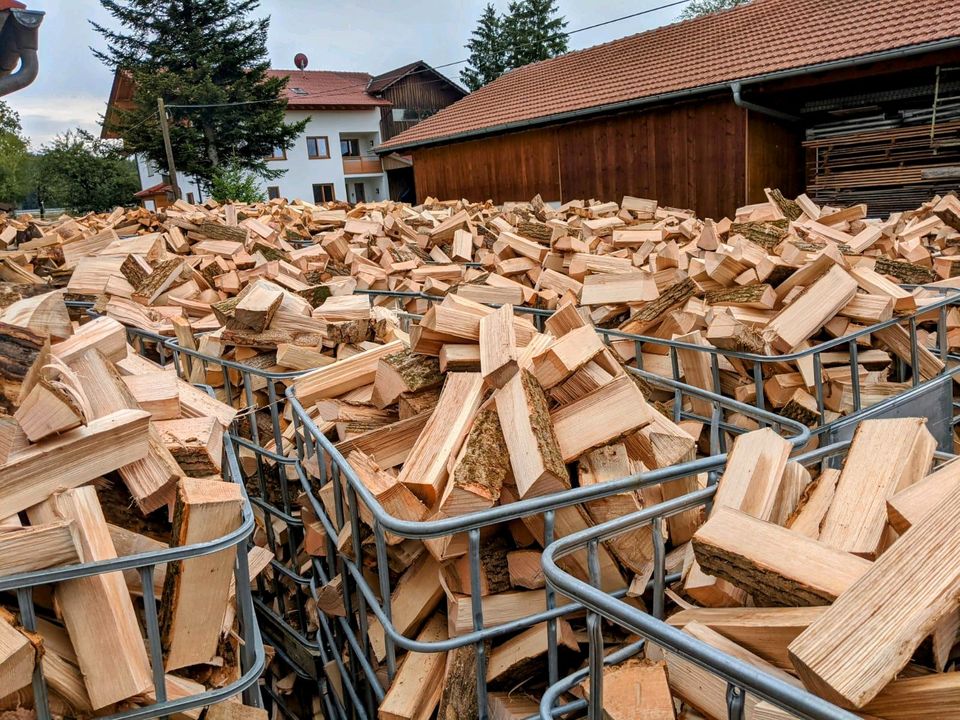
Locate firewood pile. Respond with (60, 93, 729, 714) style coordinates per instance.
(0, 290, 267, 719)
(2, 192, 959, 437)
(280, 289, 805, 719)
(571, 416, 960, 719)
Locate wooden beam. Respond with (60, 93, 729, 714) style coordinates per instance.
(789, 480, 960, 708)
(160, 477, 244, 671)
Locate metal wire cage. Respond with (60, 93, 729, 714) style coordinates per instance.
(0, 430, 265, 720)
(538, 440, 956, 720)
(285, 369, 813, 720)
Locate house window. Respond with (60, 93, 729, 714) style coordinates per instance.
(267, 146, 286, 161)
(186, 192, 195, 204)
(391, 108, 437, 122)
(312, 183, 335, 203)
(340, 138, 361, 157)
(306, 136, 330, 159)
(267, 186, 280, 200)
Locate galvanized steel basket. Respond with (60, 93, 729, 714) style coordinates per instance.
(538, 439, 955, 720)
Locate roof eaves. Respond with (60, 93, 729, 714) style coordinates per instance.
(378, 35, 960, 153)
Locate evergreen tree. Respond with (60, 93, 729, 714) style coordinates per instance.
(460, 3, 507, 92)
(92, 0, 306, 188)
(502, 0, 568, 69)
(680, 0, 750, 20)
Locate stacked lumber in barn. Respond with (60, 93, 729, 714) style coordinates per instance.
(0, 288, 266, 717)
(574, 416, 960, 720)
(284, 294, 732, 719)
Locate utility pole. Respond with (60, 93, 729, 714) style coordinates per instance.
(157, 97, 181, 201)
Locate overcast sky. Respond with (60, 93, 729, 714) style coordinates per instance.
(6, 0, 689, 149)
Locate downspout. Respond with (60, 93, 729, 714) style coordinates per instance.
(0, 9, 44, 97)
(730, 81, 800, 122)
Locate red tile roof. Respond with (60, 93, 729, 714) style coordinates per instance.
(379, 0, 960, 151)
(266, 70, 391, 109)
(134, 182, 171, 198)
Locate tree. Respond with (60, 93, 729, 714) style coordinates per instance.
(38, 130, 141, 214)
(92, 0, 307, 189)
(680, 0, 750, 19)
(210, 162, 264, 203)
(502, 0, 568, 69)
(460, 4, 507, 92)
(0, 101, 31, 206)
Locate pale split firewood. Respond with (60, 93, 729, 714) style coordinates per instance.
(531, 324, 603, 389)
(692, 507, 872, 607)
(348, 449, 428, 541)
(14, 376, 84, 442)
(155, 416, 225, 476)
(789, 480, 960, 708)
(0, 520, 83, 576)
(506, 549, 543, 589)
(0, 290, 73, 340)
(785, 468, 840, 539)
(873, 323, 945, 381)
(576, 658, 676, 720)
(667, 606, 825, 671)
(672, 330, 716, 416)
(488, 692, 540, 720)
(371, 349, 443, 409)
(0, 408, 151, 518)
(293, 339, 403, 405)
(580, 271, 659, 306)
(887, 455, 960, 533)
(495, 369, 567, 498)
(0, 607, 38, 701)
(550, 374, 652, 462)
(379, 614, 448, 720)
(27, 487, 154, 709)
(232, 282, 283, 332)
(479, 303, 519, 390)
(398, 372, 484, 506)
(764, 265, 858, 352)
(51, 315, 127, 365)
(441, 404, 509, 515)
(368, 551, 443, 662)
(487, 619, 578, 688)
(579, 443, 653, 574)
(160, 477, 244, 671)
(684, 427, 791, 606)
(120, 371, 181, 420)
(818, 417, 934, 559)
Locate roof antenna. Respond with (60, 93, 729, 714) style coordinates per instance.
(294, 53, 308, 76)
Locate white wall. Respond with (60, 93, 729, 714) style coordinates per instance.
(259, 109, 387, 204)
(133, 107, 388, 206)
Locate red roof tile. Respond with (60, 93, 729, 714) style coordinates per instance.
(267, 69, 391, 108)
(379, 0, 960, 151)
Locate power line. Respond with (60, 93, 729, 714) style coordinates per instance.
(163, 0, 692, 111)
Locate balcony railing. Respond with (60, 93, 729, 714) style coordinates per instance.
(342, 156, 383, 175)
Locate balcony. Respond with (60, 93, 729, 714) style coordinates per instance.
(342, 156, 383, 175)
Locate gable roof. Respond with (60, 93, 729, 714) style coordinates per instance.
(266, 69, 391, 109)
(366, 60, 467, 96)
(378, 0, 960, 152)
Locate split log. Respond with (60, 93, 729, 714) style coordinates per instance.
(479, 303, 519, 389)
(160, 477, 244, 671)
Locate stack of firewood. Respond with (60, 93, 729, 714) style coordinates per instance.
(287, 292, 729, 718)
(574, 416, 960, 719)
(2, 191, 960, 436)
(0, 290, 267, 719)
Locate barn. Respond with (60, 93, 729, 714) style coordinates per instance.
(376, 0, 960, 218)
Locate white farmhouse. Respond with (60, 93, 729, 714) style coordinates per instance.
(103, 63, 464, 209)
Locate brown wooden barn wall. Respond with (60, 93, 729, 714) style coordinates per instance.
(745, 110, 804, 205)
(411, 95, 802, 219)
(379, 73, 466, 143)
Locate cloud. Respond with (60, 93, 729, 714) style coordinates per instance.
(5, 95, 107, 149)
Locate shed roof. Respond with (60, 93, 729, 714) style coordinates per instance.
(379, 0, 960, 151)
